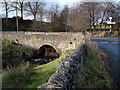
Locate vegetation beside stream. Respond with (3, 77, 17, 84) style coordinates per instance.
(2, 40, 34, 68)
(2, 40, 72, 88)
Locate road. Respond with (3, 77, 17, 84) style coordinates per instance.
(91, 38, 120, 88)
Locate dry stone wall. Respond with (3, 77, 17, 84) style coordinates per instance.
(37, 41, 86, 89)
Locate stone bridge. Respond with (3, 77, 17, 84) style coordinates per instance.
(2, 31, 84, 54)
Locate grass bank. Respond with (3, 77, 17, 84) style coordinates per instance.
(23, 50, 72, 88)
(2, 50, 72, 88)
(77, 43, 114, 88)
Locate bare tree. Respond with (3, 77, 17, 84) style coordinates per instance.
(37, 4, 45, 22)
(61, 5, 69, 31)
(70, 2, 116, 30)
(26, 1, 45, 22)
(69, 3, 90, 31)
(46, 4, 59, 22)
(37, 2, 46, 31)
(98, 2, 116, 29)
(113, 2, 120, 23)
(81, 2, 102, 29)
(24, 1, 46, 31)
(0, 0, 12, 18)
(10, 0, 26, 18)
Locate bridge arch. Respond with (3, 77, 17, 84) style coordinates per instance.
(38, 44, 60, 58)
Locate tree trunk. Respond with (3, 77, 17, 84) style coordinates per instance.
(100, 23, 102, 30)
(21, 6, 23, 18)
(33, 14, 37, 29)
(5, 4, 8, 18)
(93, 24, 96, 29)
(39, 13, 43, 31)
(34, 14, 36, 21)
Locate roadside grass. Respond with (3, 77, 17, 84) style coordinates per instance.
(94, 24, 119, 30)
(2, 50, 72, 88)
(77, 43, 114, 88)
(105, 33, 119, 37)
(92, 31, 119, 38)
(93, 24, 110, 29)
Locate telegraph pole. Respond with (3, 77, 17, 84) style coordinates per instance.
(16, 0, 19, 32)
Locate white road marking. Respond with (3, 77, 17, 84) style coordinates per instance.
(100, 42, 108, 44)
(111, 42, 118, 44)
(99, 41, 118, 44)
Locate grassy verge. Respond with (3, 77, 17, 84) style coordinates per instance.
(2, 50, 72, 88)
(77, 43, 114, 88)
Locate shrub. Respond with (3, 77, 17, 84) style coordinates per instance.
(2, 63, 33, 88)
